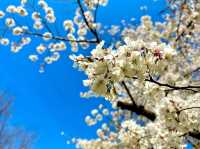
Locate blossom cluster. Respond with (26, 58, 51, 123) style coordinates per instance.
(0, 0, 108, 72)
(70, 37, 176, 100)
(70, 0, 200, 148)
(1, 0, 200, 148)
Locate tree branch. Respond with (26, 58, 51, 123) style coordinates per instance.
(24, 31, 98, 43)
(117, 101, 156, 121)
(118, 76, 200, 121)
(175, 20, 193, 41)
(181, 131, 200, 140)
(77, 0, 100, 43)
(121, 81, 137, 106)
(131, 76, 199, 92)
(188, 131, 200, 140)
(177, 106, 200, 114)
(148, 75, 200, 91)
(118, 81, 156, 121)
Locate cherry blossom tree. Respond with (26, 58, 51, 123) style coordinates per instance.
(0, 0, 200, 148)
(0, 93, 35, 149)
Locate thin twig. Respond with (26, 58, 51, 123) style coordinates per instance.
(121, 81, 136, 105)
(177, 107, 200, 114)
(131, 76, 199, 92)
(24, 31, 98, 43)
(77, 0, 100, 43)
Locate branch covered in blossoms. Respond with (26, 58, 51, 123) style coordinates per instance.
(77, 0, 101, 43)
(70, 0, 200, 147)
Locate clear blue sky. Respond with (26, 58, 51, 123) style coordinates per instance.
(0, 0, 167, 149)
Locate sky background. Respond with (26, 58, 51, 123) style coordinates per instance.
(0, 0, 168, 149)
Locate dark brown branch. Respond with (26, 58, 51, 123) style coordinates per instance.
(121, 81, 137, 105)
(131, 76, 199, 92)
(181, 131, 200, 140)
(188, 131, 200, 140)
(175, 0, 186, 40)
(77, 0, 100, 43)
(191, 67, 200, 73)
(117, 101, 156, 121)
(126, 75, 199, 92)
(119, 76, 200, 121)
(175, 20, 193, 41)
(148, 75, 200, 91)
(184, 66, 200, 77)
(120, 81, 156, 121)
(177, 107, 200, 114)
(24, 31, 98, 43)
